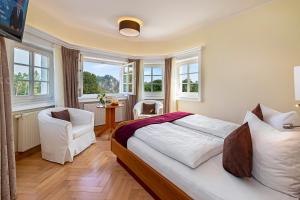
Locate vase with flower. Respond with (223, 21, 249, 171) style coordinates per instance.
(97, 92, 106, 106)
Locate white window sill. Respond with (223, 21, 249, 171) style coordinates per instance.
(143, 97, 164, 100)
(78, 97, 128, 103)
(176, 97, 202, 102)
(143, 92, 164, 100)
(12, 102, 55, 112)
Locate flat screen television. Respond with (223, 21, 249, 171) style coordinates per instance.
(0, 0, 29, 42)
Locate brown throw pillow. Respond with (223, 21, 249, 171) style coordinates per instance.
(223, 123, 252, 177)
(252, 104, 264, 121)
(51, 110, 71, 122)
(142, 103, 156, 114)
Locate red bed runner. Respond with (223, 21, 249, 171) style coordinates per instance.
(115, 112, 192, 147)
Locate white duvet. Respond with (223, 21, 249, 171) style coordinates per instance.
(134, 122, 223, 168)
(128, 137, 297, 200)
(174, 114, 240, 138)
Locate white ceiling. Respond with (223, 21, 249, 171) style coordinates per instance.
(30, 0, 271, 42)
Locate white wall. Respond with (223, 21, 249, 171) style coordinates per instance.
(176, 0, 300, 123)
(53, 45, 64, 107)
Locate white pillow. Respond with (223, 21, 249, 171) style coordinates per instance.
(244, 111, 300, 198)
(260, 104, 300, 131)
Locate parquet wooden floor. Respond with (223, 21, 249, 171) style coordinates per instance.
(16, 138, 154, 200)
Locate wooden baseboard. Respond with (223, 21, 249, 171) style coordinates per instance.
(15, 145, 41, 161)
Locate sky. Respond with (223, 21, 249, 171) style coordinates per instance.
(83, 61, 121, 80)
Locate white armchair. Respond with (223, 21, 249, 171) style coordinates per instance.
(133, 100, 163, 120)
(38, 107, 96, 164)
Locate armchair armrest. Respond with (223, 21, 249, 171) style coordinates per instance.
(133, 102, 142, 119)
(38, 113, 73, 147)
(156, 102, 164, 115)
(157, 106, 163, 115)
(68, 108, 94, 126)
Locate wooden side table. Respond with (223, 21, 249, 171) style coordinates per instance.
(97, 104, 124, 139)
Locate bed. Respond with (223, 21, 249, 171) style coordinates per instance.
(111, 113, 298, 200)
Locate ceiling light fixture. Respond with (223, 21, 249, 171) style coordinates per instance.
(118, 17, 143, 37)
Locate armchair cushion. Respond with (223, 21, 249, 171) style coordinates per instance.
(72, 125, 93, 139)
(142, 103, 156, 114)
(51, 110, 71, 122)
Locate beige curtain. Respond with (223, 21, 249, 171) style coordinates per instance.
(0, 37, 16, 200)
(126, 95, 136, 120)
(164, 58, 173, 113)
(62, 47, 80, 108)
(127, 59, 140, 120)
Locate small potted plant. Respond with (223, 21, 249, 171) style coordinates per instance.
(97, 92, 106, 106)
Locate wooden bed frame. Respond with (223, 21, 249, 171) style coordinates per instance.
(111, 137, 192, 200)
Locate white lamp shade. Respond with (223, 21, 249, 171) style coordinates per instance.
(294, 66, 300, 100)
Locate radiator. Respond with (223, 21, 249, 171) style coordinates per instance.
(15, 111, 40, 152)
(83, 102, 127, 126)
(84, 103, 105, 126)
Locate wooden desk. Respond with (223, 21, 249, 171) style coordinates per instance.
(97, 104, 124, 139)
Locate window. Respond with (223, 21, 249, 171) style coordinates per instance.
(176, 57, 200, 100)
(122, 63, 134, 93)
(82, 60, 134, 95)
(143, 64, 164, 98)
(13, 46, 53, 104)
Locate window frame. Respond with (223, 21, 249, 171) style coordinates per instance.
(176, 57, 201, 101)
(121, 62, 135, 95)
(11, 43, 54, 106)
(143, 63, 164, 99)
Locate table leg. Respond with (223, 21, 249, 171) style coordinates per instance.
(105, 108, 116, 140)
(100, 106, 120, 140)
(111, 108, 116, 130)
(104, 108, 110, 140)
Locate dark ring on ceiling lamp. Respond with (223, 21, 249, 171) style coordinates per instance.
(119, 20, 140, 36)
